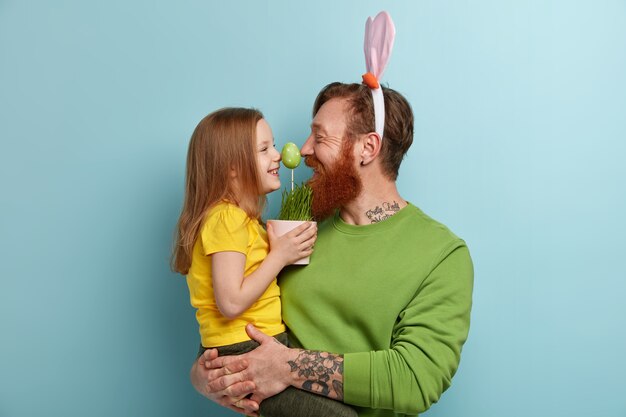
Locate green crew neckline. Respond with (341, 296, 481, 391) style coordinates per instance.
(332, 201, 417, 235)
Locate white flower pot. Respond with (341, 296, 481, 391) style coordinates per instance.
(266, 220, 317, 265)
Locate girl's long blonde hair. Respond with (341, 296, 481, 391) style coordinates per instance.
(172, 107, 265, 275)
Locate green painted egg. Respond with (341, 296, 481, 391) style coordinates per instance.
(281, 142, 301, 169)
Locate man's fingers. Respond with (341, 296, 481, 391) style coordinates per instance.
(206, 348, 218, 360)
(208, 377, 256, 397)
(199, 348, 218, 366)
(207, 369, 254, 394)
(232, 397, 260, 415)
(226, 404, 257, 417)
(205, 363, 249, 390)
(207, 379, 256, 414)
(249, 393, 265, 405)
(220, 397, 258, 417)
(245, 323, 272, 344)
(204, 354, 248, 371)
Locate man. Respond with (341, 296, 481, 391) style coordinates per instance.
(191, 82, 474, 417)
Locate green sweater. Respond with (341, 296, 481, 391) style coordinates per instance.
(279, 203, 473, 417)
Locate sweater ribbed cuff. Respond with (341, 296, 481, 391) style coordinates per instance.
(344, 351, 371, 406)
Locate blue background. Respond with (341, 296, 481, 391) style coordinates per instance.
(1, 1, 625, 416)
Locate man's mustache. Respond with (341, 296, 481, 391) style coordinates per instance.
(304, 155, 325, 178)
(304, 155, 320, 169)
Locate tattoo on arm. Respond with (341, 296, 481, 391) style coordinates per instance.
(287, 350, 345, 400)
(366, 200, 401, 223)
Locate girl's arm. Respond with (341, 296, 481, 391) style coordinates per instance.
(212, 221, 317, 319)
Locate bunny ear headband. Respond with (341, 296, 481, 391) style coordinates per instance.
(361, 11, 396, 139)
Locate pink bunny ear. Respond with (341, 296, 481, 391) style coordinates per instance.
(362, 11, 396, 139)
(364, 11, 396, 82)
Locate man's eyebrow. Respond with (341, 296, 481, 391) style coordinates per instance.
(310, 122, 326, 133)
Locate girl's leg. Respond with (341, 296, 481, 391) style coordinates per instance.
(260, 386, 358, 417)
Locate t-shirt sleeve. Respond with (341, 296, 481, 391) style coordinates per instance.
(200, 206, 250, 256)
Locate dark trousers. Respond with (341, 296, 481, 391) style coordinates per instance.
(199, 333, 358, 417)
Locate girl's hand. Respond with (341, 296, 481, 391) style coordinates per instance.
(267, 222, 317, 266)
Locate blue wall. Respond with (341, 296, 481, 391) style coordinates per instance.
(1, 1, 625, 416)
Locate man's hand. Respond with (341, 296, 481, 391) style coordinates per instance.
(190, 347, 260, 416)
(205, 324, 297, 405)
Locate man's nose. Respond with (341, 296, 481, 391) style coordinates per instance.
(301, 136, 314, 156)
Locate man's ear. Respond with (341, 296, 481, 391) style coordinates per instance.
(360, 132, 382, 166)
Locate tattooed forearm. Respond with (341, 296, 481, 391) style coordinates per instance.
(332, 379, 344, 398)
(287, 350, 345, 400)
(366, 200, 401, 223)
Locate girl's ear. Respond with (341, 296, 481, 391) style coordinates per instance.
(360, 132, 382, 166)
(229, 166, 238, 178)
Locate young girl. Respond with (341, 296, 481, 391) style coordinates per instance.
(172, 108, 356, 417)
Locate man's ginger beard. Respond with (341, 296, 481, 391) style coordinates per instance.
(305, 138, 363, 221)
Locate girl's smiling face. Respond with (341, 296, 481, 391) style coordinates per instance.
(255, 119, 281, 195)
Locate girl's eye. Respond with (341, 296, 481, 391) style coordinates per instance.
(260, 147, 268, 152)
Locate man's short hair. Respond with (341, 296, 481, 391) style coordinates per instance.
(313, 82, 414, 181)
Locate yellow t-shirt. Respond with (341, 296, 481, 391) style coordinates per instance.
(186, 201, 285, 347)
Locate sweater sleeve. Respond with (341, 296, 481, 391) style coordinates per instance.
(343, 243, 474, 415)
